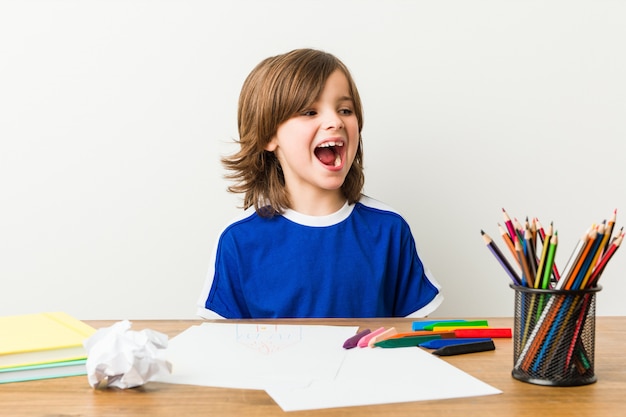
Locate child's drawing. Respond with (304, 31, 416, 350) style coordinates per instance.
(235, 324, 302, 354)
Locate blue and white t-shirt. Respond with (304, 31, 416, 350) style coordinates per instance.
(197, 196, 442, 319)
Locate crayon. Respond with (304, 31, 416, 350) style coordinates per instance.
(432, 340, 496, 356)
(454, 328, 512, 338)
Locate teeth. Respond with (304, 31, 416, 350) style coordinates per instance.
(318, 141, 344, 148)
(334, 153, 341, 167)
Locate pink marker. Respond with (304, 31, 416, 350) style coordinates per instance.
(368, 327, 398, 348)
(357, 327, 386, 348)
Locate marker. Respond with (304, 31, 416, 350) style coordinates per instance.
(454, 328, 512, 338)
(412, 320, 467, 331)
(419, 338, 493, 349)
(386, 330, 456, 339)
(357, 327, 386, 348)
(423, 320, 489, 331)
(367, 327, 398, 347)
(343, 329, 371, 349)
(432, 340, 496, 356)
(431, 325, 490, 332)
(374, 334, 442, 348)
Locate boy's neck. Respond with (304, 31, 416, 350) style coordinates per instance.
(288, 190, 347, 216)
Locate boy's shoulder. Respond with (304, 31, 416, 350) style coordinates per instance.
(356, 195, 407, 222)
(221, 206, 264, 231)
(357, 195, 399, 214)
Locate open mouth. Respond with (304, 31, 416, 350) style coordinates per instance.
(314, 141, 343, 168)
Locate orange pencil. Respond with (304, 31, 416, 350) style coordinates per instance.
(580, 223, 607, 289)
(498, 223, 519, 266)
(564, 227, 597, 290)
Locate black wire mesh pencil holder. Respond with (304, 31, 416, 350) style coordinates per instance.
(510, 284, 601, 386)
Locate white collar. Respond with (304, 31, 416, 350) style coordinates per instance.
(282, 200, 354, 227)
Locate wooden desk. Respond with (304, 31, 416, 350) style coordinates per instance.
(2, 317, 625, 416)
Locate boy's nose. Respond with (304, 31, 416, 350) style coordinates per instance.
(323, 113, 344, 130)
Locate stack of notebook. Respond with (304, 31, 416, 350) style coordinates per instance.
(0, 312, 96, 384)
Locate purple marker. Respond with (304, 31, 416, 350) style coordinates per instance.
(342, 328, 371, 349)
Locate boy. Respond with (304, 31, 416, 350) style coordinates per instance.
(197, 49, 442, 318)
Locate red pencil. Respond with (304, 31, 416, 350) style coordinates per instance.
(502, 208, 517, 241)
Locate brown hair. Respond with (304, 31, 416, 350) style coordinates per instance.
(222, 48, 365, 217)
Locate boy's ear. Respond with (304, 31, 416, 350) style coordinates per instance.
(265, 136, 278, 152)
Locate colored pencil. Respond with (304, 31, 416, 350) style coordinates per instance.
(535, 219, 546, 244)
(486, 210, 622, 378)
(516, 295, 566, 371)
(540, 232, 558, 290)
(498, 223, 520, 267)
(547, 222, 561, 283)
(563, 294, 592, 371)
(502, 209, 517, 242)
(579, 223, 607, 289)
(610, 226, 623, 246)
(534, 222, 552, 289)
(530, 217, 538, 248)
(586, 232, 623, 288)
(513, 217, 525, 243)
(534, 232, 558, 317)
(564, 228, 597, 290)
(557, 229, 589, 290)
(515, 236, 534, 288)
(481, 230, 522, 286)
(570, 225, 604, 290)
(603, 209, 617, 256)
(524, 228, 539, 280)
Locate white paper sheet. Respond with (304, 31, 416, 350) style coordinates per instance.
(158, 323, 501, 411)
(159, 323, 357, 390)
(266, 345, 502, 411)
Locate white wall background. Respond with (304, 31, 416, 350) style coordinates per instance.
(1, 0, 625, 320)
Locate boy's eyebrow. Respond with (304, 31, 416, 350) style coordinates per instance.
(304, 95, 353, 108)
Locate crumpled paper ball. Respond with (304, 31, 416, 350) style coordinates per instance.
(84, 320, 172, 389)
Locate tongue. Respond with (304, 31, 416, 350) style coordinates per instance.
(315, 148, 336, 166)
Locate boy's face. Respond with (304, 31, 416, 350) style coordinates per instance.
(265, 70, 359, 210)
